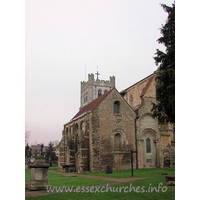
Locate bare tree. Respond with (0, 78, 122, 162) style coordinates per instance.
(52, 140, 59, 146)
(25, 130, 31, 144)
(25, 120, 31, 144)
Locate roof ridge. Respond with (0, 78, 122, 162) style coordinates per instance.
(70, 88, 114, 121)
(121, 72, 155, 92)
(140, 74, 155, 97)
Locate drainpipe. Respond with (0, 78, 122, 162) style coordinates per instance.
(135, 111, 140, 169)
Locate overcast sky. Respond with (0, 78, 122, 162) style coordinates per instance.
(25, 0, 174, 145)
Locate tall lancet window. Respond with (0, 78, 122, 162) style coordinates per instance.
(130, 95, 134, 107)
(146, 138, 151, 153)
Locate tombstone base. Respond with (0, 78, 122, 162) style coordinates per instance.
(26, 181, 52, 191)
(166, 181, 175, 186)
(106, 166, 113, 174)
(26, 156, 52, 191)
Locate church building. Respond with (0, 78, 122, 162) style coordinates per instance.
(58, 71, 175, 172)
(120, 73, 175, 168)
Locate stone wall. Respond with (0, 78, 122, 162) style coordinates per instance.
(123, 74, 154, 108)
(91, 89, 136, 172)
(59, 88, 137, 173)
(58, 114, 91, 172)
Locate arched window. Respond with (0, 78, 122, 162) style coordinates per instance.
(114, 133, 121, 151)
(146, 138, 151, 153)
(131, 97, 134, 107)
(104, 90, 108, 94)
(98, 90, 102, 97)
(130, 95, 134, 107)
(114, 101, 120, 113)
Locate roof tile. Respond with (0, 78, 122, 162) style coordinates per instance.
(140, 75, 155, 97)
(71, 88, 113, 120)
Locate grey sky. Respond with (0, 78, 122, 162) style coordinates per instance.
(25, 0, 174, 145)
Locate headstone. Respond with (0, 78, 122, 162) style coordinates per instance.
(106, 166, 113, 174)
(167, 181, 175, 186)
(161, 173, 168, 175)
(151, 172, 168, 175)
(165, 175, 175, 187)
(26, 156, 52, 191)
(165, 175, 175, 182)
(61, 164, 70, 172)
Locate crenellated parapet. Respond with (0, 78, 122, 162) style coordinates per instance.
(80, 73, 115, 108)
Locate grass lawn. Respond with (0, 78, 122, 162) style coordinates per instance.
(48, 163, 59, 171)
(26, 176, 174, 200)
(26, 167, 175, 200)
(79, 167, 175, 178)
(25, 169, 113, 188)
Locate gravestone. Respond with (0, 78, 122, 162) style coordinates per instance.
(165, 175, 175, 182)
(151, 172, 168, 175)
(61, 164, 70, 172)
(106, 166, 113, 174)
(26, 156, 52, 191)
(165, 175, 175, 186)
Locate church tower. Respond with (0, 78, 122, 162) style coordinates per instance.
(80, 69, 115, 108)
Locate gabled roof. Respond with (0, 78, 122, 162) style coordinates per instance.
(32, 147, 41, 151)
(132, 74, 155, 111)
(140, 74, 155, 97)
(71, 88, 114, 121)
(120, 72, 155, 93)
